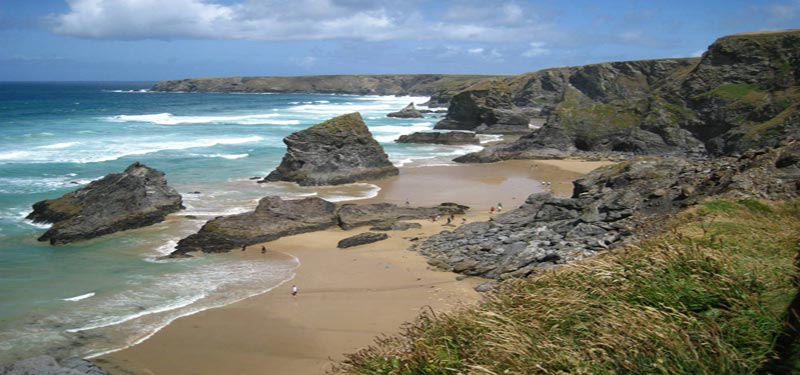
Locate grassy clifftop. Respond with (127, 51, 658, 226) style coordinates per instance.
(150, 74, 500, 105)
(337, 199, 800, 374)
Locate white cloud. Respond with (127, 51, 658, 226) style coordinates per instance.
(49, 0, 545, 42)
(468, 47, 484, 54)
(522, 41, 550, 57)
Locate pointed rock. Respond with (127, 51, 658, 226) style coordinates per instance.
(262, 112, 398, 186)
(387, 102, 424, 118)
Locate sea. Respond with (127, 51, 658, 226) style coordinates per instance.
(0, 82, 494, 364)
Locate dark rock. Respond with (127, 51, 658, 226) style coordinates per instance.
(3, 355, 110, 375)
(415, 143, 800, 279)
(262, 113, 398, 186)
(337, 232, 389, 248)
(387, 102, 424, 118)
(27, 162, 183, 245)
(338, 203, 467, 230)
(172, 197, 337, 255)
(369, 222, 423, 231)
(396, 131, 480, 145)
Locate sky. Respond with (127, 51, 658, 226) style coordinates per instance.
(0, 0, 798, 81)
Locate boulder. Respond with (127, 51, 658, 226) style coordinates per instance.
(387, 102, 424, 118)
(337, 232, 389, 248)
(262, 113, 398, 186)
(338, 203, 468, 230)
(172, 197, 337, 255)
(26, 162, 183, 244)
(396, 131, 480, 145)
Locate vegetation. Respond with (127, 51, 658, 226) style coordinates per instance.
(695, 83, 770, 100)
(337, 199, 800, 374)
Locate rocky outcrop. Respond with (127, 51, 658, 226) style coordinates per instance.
(262, 113, 398, 186)
(387, 102, 424, 118)
(151, 74, 499, 106)
(434, 80, 536, 134)
(173, 197, 337, 255)
(416, 141, 800, 279)
(455, 29, 800, 162)
(337, 232, 389, 248)
(396, 131, 480, 145)
(26, 162, 183, 245)
(338, 202, 468, 230)
(2, 355, 110, 375)
(171, 198, 470, 255)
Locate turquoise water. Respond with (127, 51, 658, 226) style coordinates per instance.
(0, 82, 488, 363)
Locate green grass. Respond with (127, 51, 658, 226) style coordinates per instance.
(696, 83, 770, 100)
(336, 199, 800, 374)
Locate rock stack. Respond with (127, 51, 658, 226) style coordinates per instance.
(262, 112, 399, 186)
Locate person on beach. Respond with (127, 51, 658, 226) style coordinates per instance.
(405, 198, 410, 206)
(490, 206, 495, 214)
(241, 244, 246, 251)
(291, 285, 298, 296)
(497, 202, 503, 212)
(462, 218, 467, 224)
(261, 246, 266, 254)
(445, 217, 451, 225)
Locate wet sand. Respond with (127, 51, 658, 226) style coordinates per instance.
(97, 159, 612, 375)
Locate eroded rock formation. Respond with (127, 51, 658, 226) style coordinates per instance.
(27, 162, 183, 244)
(262, 113, 398, 186)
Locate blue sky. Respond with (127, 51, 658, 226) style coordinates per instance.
(0, 0, 798, 81)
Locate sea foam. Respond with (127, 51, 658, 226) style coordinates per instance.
(107, 112, 298, 126)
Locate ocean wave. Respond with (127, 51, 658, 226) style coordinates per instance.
(66, 293, 208, 333)
(63, 292, 95, 302)
(84, 264, 298, 359)
(106, 112, 296, 126)
(0, 136, 264, 165)
(36, 141, 81, 150)
(104, 89, 150, 93)
(0, 175, 96, 194)
(203, 153, 249, 160)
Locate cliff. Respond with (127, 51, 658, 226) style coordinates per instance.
(27, 162, 183, 244)
(453, 29, 800, 161)
(151, 74, 499, 107)
(262, 112, 398, 186)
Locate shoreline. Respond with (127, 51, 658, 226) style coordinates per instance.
(96, 158, 612, 375)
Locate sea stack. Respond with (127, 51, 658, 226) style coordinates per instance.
(387, 102, 424, 118)
(262, 112, 399, 186)
(27, 162, 183, 244)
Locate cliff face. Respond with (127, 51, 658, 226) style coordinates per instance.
(27, 162, 183, 244)
(453, 29, 800, 161)
(151, 74, 498, 107)
(262, 112, 398, 186)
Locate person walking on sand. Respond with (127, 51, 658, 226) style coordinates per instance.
(490, 206, 495, 214)
(497, 202, 503, 212)
(261, 245, 266, 254)
(291, 285, 298, 296)
(241, 244, 246, 251)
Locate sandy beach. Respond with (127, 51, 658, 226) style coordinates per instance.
(96, 159, 611, 375)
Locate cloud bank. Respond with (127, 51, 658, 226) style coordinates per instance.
(51, 0, 545, 42)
